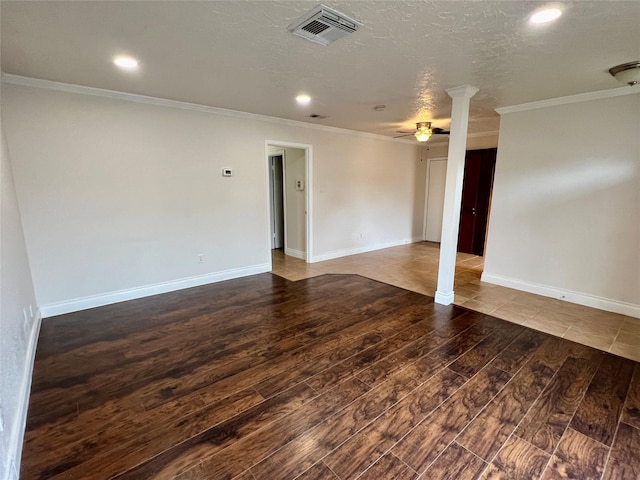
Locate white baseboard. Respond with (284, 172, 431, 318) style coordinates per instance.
(310, 237, 422, 263)
(40, 263, 271, 318)
(481, 272, 640, 319)
(284, 248, 306, 260)
(8, 309, 42, 480)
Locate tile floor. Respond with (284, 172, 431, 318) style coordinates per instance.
(271, 242, 640, 362)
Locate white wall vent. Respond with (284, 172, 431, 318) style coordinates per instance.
(289, 4, 361, 46)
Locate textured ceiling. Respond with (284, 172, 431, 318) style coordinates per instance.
(2, 1, 639, 139)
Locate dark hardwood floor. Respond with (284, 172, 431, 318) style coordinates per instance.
(22, 273, 640, 479)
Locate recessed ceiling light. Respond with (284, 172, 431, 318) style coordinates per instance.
(530, 7, 562, 24)
(296, 94, 311, 105)
(113, 56, 139, 70)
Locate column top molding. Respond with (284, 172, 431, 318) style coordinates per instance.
(446, 85, 479, 99)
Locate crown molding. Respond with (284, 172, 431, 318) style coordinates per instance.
(1, 73, 415, 144)
(496, 84, 640, 115)
(427, 130, 499, 145)
(468, 130, 499, 138)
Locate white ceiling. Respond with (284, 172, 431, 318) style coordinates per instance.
(2, 1, 639, 140)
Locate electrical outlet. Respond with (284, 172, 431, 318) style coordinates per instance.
(197, 254, 204, 263)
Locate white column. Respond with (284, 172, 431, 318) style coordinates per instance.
(434, 85, 479, 305)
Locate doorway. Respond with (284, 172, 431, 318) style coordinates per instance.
(266, 142, 312, 262)
(457, 148, 497, 255)
(424, 148, 497, 256)
(268, 153, 285, 250)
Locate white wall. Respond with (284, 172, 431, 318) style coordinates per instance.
(0, 119, 39, 480)
(425, 132, 499, 159)
(1, 82, 424, 314)
(483, 92, 640, 317)
(312, 136, 426, 260)
(283, 147, 306, 257)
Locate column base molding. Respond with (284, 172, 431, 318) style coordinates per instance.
(435, 290, 455, 305)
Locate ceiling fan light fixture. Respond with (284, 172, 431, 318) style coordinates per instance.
(414, 122, 432, 142)
(609, 61, 640, 86)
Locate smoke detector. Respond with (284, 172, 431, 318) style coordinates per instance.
(289, 4, 361, 46)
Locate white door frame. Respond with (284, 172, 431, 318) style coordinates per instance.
(265, 141, 313, 263)
(268, 151, 286, 250)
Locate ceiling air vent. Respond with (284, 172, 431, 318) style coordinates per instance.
(289, 4, 361, 46)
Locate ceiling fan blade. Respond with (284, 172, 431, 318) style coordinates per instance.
(393, 133, 415, 138)
(395, 130, 415, 134)
(431, 128, 450, 135)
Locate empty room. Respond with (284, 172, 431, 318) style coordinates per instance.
(1, 1, 639, 479)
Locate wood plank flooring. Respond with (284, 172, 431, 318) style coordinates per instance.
(21, 273, 640, 479)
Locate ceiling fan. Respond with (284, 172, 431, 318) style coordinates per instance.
(394, 122, 450, 142)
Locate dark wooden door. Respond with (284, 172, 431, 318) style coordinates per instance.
(457, 148, 497, 256)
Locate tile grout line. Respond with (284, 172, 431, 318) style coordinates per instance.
(296, 318, 492, 474)
(314, 363, 474, 480)
(248, 324, 482, 479)
(449, 335, 557, 476)
(468, 341, 580, 478)
(387, 358, 514, 477)
(536, 352, 605, 478)
(598, 364, 639, 480)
